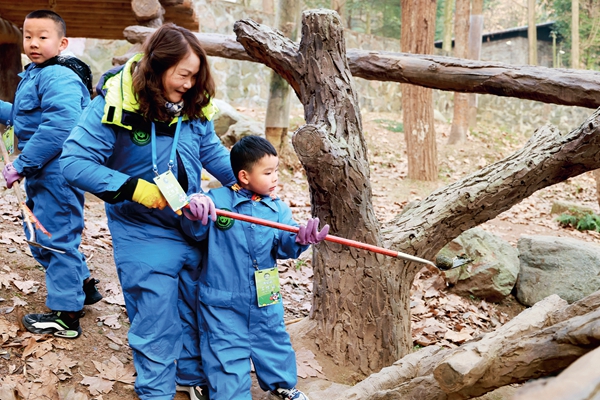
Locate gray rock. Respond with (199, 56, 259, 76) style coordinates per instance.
(437, 228, 520, 302)
(516, 235, 600, 305)
(212, 99, 264, 147)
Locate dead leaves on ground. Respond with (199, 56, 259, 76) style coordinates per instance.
(80, 356, 135, 396)
(411, 267, 509, 348)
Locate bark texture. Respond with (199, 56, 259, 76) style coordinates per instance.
(400, 0, 438, 181)
(121, 25, 600, 109)
(336, 292, 600, 400)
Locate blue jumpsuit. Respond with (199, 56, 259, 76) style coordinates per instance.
(182, 186, 309, 400)
(60, 55, 236, 400)
(0, 63, 91, 313)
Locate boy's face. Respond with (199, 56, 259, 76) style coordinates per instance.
(238, 155, 279, 196)
(22, 17, 68, 64)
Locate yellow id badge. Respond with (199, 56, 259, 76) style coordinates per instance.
(255, 267, 281, 307)
(2, 126, 14, 161)
(153, 170, 189, 212)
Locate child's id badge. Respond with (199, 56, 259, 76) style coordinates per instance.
(153, 170, 189, 212)
(255, 267, 281, 307)
(2, 126, 14, 161)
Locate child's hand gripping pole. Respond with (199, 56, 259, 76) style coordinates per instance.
(214, 209, 436, 267)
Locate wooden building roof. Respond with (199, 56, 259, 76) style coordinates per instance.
(0, 0, 198, 41)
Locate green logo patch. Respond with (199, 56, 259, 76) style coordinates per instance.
(131, 129, 150, 146)
(216, 208, 234, 231)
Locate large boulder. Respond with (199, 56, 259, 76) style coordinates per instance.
(436, 228, 520, 302)
(516, 235, 600, 306)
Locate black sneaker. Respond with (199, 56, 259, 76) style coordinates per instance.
(22, 311, 82, 339)
(83, 277, 103, 305)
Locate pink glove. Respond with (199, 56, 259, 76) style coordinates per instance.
(183, 193, 217, 225)
(296, 217, 330, 245)
(2, 162, 23, 189)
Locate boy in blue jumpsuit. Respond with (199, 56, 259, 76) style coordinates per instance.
(182, 136, 329, 400)
(61, 23, 237, 400)
(0, 10, 100, 339)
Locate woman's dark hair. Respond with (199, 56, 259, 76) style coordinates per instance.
(230, 136, 278, 180)
(132, 23, 215, 122)
(26, 10, 66, 37)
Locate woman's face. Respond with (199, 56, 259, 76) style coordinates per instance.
(162, 50, 200, 103)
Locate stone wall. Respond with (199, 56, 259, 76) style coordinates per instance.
(193, 0, 403, 113)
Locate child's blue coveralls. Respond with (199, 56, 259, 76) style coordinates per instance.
(60, 54, 236, 400)
(182, 186, 309, 400)
(0, 63, 90, 313)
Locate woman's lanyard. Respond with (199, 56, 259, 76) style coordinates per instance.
(151, 117, 182, 177)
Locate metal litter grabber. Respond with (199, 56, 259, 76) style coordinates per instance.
(215, 209, 436, 267)
(0, 130, 65, 254)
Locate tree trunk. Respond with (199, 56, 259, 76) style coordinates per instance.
(264, 0, 299, 162)
(441, 0, 454, 56)
(236, 10, 402, 375)
(400, 0, 438, 181)
(528, 0, 538, 66)
(572, 0, 580, 69)
(467, 0, 483, 128)
(336, 292, 600, 400)
(447, 0, 470, 145)
(122, 25, 600, 109)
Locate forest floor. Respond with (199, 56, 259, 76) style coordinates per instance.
(1, 108, 600, 400)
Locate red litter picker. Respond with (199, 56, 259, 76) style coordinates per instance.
(215, 209, 436, 267)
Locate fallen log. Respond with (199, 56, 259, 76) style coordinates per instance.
(119, 25, 600, 108)
(511, 346, 600, 400)
(335, 292, 600, 400)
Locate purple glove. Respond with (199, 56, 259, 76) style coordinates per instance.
(183, 193, 217, 225)
(296, 217, 330, 245)
(2, 162, 23, 189)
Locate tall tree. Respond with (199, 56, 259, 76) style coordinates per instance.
(264, 0, 300, 158)
(528, 0, 538, 65)
(572, 0, 580, 68)
(441, 0, 455, 56)
(400, 0, 439, 181)
(467, 0, 484, 127)
(447, 0, 470, 145)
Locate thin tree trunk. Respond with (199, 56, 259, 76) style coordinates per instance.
(441, 0, 455, 56)
(467, 0, 483, 128)
(400, 0, 438, 181)
(572, 0, 580, 69)
(264, 0, 299, 161)
(528, 0, 538, 65)
(447, 0, 470, 145)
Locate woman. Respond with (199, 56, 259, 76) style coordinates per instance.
(61, 24, 234, 400)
